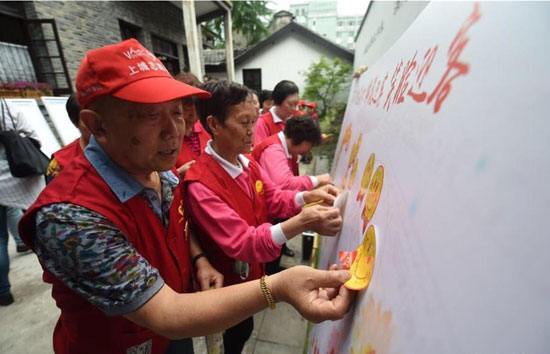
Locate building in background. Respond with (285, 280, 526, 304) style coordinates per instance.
(206, 11, 353, 97)
(289, 0, 362, 50)
(0, 1, 233, 95)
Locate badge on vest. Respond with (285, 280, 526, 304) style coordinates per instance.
(255, 180, 264, 195)
(233, 260, 250, 280)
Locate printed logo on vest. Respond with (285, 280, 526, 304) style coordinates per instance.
(126, 339, 152, 354)
(178, 200, 185, 223)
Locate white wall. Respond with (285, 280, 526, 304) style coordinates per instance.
(235, 34, 349, 94)
(354, 1, 428, 70)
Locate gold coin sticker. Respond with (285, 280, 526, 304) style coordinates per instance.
(356, 153, 375, 202)
(344, 225, 376, 290)
(341, 133, 363, 190)
(348, 134, 362, 168)
(347, 159, 359, 190)
(361, 166, 384, 233)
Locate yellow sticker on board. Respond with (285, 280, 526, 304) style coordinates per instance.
(344, 225, 376, 290)
(255, 180, 264, 195)
(361, 166, 384, 233)
(357, 153, 375, 202)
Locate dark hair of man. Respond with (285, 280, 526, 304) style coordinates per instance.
(272, 80, 299, 106)
(66, 93, 81, 128)
(284, 115, 322, 146)
(195, 80, 250, 135)
(174, 71, 201, 87)
(259, 89, 272, 107)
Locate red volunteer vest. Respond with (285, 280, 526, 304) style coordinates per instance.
(184, 153, 268, 286)
(251, 134, 299, 176)
(175, 122, 210, 168)
(19, 153, 191, 354)
(45, 139, 83, 181)
(260, 111, 284, 138)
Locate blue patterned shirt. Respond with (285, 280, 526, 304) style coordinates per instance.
(34, 136, 179, 316)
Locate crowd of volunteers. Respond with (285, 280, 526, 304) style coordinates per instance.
(1, 39, 354, 354)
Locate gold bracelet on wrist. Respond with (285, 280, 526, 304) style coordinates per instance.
(260, 275, 276, 310)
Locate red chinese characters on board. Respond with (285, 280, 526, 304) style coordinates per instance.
(427, 3, 481, 113)
(354, 3, 481, 114)
(408, 45, 438, 103)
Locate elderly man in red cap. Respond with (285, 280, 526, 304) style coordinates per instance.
(18, 39, 355, 354)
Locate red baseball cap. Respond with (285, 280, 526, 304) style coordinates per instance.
(298, 99, 305, 106)
(306, 102, 317, 109)
(76, 39, 211, 108)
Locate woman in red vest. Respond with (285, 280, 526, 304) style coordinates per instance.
(253, 80, 300, 146)
(45, 93, 91, 183)
(185, 80, 343, 354)
(174, 72, 211, 177)
(252, 115, 332, 191)
(18, 40, 356, 354)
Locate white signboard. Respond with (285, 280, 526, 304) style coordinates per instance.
(42, 96, 79, 145)
(5, 98, 61, 157)
(310, 2, 550, 354)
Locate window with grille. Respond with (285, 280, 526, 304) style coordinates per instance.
(152, 35, 180, 76)
(243, 69, 261, 93)
(119, 20, 142, 41)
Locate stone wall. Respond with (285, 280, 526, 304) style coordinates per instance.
(23, 1, 188, 87)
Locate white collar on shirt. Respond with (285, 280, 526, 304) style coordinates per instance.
(205, 140, 250, 179)
(277, 131, 291, 158)
(270, 106, 284, 123)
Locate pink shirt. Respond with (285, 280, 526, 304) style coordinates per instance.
(253, 107, 285, 147)
(187, 142, 305, 263)
(258, 132, 317, 191)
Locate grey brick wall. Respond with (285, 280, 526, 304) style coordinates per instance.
(23, 1, 188, 89)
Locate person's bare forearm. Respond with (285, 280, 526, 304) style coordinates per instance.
(126, 277, 270, 339)
(279, 212, 313, 240)
(125, 266, 353, 340)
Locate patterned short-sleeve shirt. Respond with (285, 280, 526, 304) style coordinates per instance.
(34, 136, 180, 316)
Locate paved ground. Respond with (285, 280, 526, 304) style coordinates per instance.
(0, 232, 310, 354)
(0, 158, 327, 353)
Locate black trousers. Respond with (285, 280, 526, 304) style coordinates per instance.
(223, 316, 254, 354)
(166, 337, 194, 354)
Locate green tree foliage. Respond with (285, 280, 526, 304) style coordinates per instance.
(303, 57, 353, 168)
(302, 56, 352, 118)
(204, 1, 272, 48)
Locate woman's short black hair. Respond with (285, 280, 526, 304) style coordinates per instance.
(65, 93, 81, 128)
(272, 80, 299, 106)
(284, 115, 321, 146)
(259, 90, 272, 107)
(195, 80, 250, 135)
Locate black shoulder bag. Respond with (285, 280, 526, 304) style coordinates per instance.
(0, 99, 50, 177)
